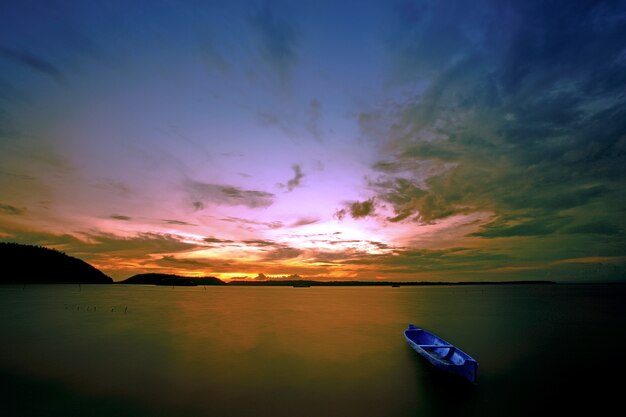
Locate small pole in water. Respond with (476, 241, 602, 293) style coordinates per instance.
(124, 306, 128, 314)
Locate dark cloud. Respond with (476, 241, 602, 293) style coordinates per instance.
(349, 199, 376, 219)
(154, 255, 211, 268)
(243, 239, 278, 247)
(204, 237, 235, 244)
(334, 208, 347, 221)
(308, 249, 368, 264)
(163, 219, 196, 226)
(249, 1, 297, 81)
(187, 180, 275, 209)
(286, 164, 304, 191)
(263, 246, 302, 260)
(335, 199, 376, 221)
(290, 217, 318, 227)
(239, 238, 303, 260)
(470, 216, 571, 238)
(71, 231, 198, 256)
(368, 241, 391, 250)
(564, 221, 623, 236)
(0, 203, 24, 215)
(360, 0, 626, 262)
(0, 46, 65, 84)
(343, 247, 513, 273)
(110, 214, 131, 221)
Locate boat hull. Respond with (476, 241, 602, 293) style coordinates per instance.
(404, 325, 478, 384)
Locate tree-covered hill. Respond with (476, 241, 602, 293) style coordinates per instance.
(0, 242, 112, 284)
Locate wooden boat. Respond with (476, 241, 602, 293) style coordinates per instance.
(404, 324, 478, 384)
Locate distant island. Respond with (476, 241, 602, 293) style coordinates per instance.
(0, 242, 112, 284)
(0, 242, 558, 287)
(120, 273, 226, 286)
(227, 280, 557, 287)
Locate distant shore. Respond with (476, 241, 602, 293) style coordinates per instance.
(0, 242, 562, 287)
(224, 280, 557, 287)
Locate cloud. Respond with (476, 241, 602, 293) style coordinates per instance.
(187, 180, 275, 209)
(220, 217, 284, 230)
(308, 249, 368, 264)
(306, 99, 322, 140)
(249, 1, 298, 81)
(243, 239, 277, 247)
(350, 199, 376, 218)
(0, 203, 25, 215)
(72, 231, 199, 256)
(0, 46, 65, 84)
(154, 255, 212, 269)
(263, 246, 302, 260)
(286, 164, 304, 191)
(0, 170, 36, 181)
(336, 199, 376, 221)
(342, 247, 513, 274)
(360, 1, 626, 240)
(470, 216, 571, 238)
(110, 214, 131, 221)
(290, 217, 319, 227)
(204, 237, 235, 244)
(163, 219, 196, 226)
(239, 238, 303, 260)
(0, 225, 202, 278)
(257, 111, 296, 138)
(564, 221, 623, 236)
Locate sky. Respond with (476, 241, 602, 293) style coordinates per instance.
(0, 0, 625, 282)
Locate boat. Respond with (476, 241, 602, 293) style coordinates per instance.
(404, 324, 478, 384)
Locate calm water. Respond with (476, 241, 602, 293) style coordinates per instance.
(1, 284, 625, 417)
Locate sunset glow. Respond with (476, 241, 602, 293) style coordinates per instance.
(1, 1, 624, 282)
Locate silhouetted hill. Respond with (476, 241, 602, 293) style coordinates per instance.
(0, 242, 113, 284)
(120, 273, 226, 286)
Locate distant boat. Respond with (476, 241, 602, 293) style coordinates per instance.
(392, 284, 400, 287)
(292, 283, 310, 288)
(404, 324, 478, 384)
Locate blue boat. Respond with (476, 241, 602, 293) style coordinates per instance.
(404, 324, 478, 384)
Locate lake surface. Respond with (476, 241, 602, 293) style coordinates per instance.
(1, 284, 625, 416)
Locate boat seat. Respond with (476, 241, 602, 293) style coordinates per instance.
(419, 344, 453, 349)
(442, 347, 457, 360)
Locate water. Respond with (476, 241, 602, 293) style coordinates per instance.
(1, 284, 625, 417)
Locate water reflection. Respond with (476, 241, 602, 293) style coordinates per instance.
(1, 284, 625, 416)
